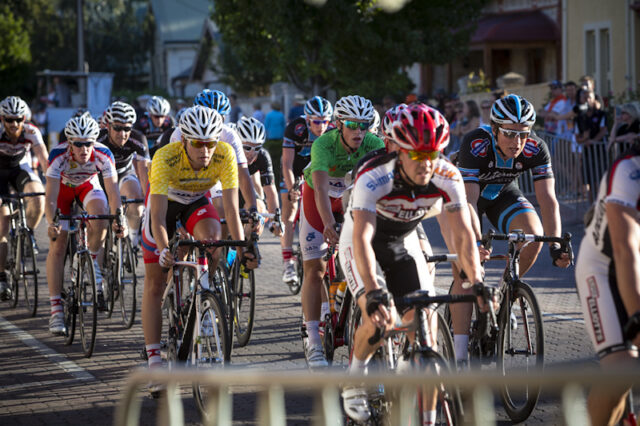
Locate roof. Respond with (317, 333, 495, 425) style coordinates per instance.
(150, 0, 210, 43)
(471, 10, 559, 44)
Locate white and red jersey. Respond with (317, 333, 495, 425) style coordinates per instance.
(169, 124, 247, 166)
(46, 142, 116, 188)
(349, 151, 467, 238)
(0, 123, 44, 168)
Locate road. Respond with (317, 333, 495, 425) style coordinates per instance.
(0, 214, 595, 425)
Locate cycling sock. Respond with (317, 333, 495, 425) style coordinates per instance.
(282, 248, 293, 262)
(320, 302, 330, 319)
(146, 343, 162, 368)
(305, 321, 321, 347)
(423, 410, 436, 425)
(349, 356, 369, 373)
(90, 251, 103, 291)
(454, 334, 469, 361)
(50, 295, 63, 316)
(130, 229, 140, 246)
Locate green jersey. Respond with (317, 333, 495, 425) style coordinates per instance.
(303, 128, 385, 198)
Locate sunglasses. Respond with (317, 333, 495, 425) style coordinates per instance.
(309, 119, 329, 125)
(112, 125, 132, 132)
(3, 117, 24, 124)
(71, 141, 94, 148)
(343, 120, 370, 131)
(402, 149, 439, 162)
(499, 128, 530, 140)
(189, 139, 217, 149)
(242, 145, 261, 152)
(151, 115, 165, 120)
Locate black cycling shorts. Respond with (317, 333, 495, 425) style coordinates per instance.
(477, 183, 536, 233)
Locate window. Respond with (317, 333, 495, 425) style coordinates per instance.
(584, 23, 612, 95)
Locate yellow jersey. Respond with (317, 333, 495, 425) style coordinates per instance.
(149, 141, 238, 204)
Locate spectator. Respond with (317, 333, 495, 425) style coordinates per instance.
(252, 102, 265, 123)
(539, 80, 567, 136)
(574, 90, 607, 201)
(451, 100, 480, 139)
(228, 93, 243, 123)
(288, 94, 305, 122)
(264, 101, 287, 183)
(446, 101, 465, 155)
(441, 97, 456, 123)
(609, 102, 640, 149)
(479, 99, 491, 126)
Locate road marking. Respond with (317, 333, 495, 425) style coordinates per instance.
(1, 378, 86, 393)
(0, 316, 94, 382)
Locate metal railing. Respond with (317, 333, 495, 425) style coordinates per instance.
(114, 367, 640, 426)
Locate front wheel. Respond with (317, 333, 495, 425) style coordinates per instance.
(21, 231, 39, 317)
(497, 281, 544, 423)
(8, 235, 19, 309)
(118, 237, 137, 329)
(78, 253, 98, 358)
(232, 260, 255, 347)
(192, 291, 229, 419)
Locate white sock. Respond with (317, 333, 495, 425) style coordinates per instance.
(146, 343, 162, 368)
(349, 356, 369, 373)
(423, 410, 436, 425)
(320, 302, 330, 319)
(50, 295, 63, 316)
(129, 229, 139, 246)
(454, 334, 469, 361)
(305, 321, 321, 347)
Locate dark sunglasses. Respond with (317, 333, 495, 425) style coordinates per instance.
(309, 119, 329, 125)
(3, 116, 24, 124)
(189, 139, 217, 149)
(112, 125, 132, 132)
(343, 120, 370, 131)
(499, 128, 530, 140)
(71, 141, 94, 148)
(243, 145, 261, 152)
(151, 114, 165, 120)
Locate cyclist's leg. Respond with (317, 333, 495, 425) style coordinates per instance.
(184, 199, 222, 268)
(17, 163, 45, 230)
(0, 171, 14, 296)
(280, 188, 298, 281)
(119, 173, 144, 246)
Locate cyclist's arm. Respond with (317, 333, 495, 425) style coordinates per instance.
(352, 209, 380, 293)
(221, 187, 245, 243)
(311, 170, 335, 229)
(608, 203, 640, 316)
(251, 172, 264, 200)
(263, 183, 279, 215)
(134, 158, 150, 197)
(33, 143, 49, 174)
(44, 177, 60, 225)
(238, 166, 257, 210)
(282, 148, 296, 191)
(533, 177, 561, 239)
(446, 205, 483, 284)
(149, 194, 170, 252)
(464, 182, 481, 239)
(102, 175, 123, 215)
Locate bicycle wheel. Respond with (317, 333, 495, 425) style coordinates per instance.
(497, 280, 544, 423)
(289, 243, 302, 295)
(20, 231, 39, 317)
(209, 254, 234, 350)
(193, 291, 229, 419)
(103, 228, 116, 318)
(78, 253, 98, 357)
(63, 239, 77, 346)
(232, 260, 255, 347)
(346, 303, 361, 364)
(118, 237, 137, 329)
(163, 293, 180, 367)
(8, 235, 19, 309)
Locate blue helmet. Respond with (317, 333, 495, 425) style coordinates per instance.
(490, 94, 536, 127)
(193, 89, 230, 116)
(304, 96, 333, 119)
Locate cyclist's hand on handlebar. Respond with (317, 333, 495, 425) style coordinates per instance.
(323, 223, 340, 245)
(365, 289, 394, 329)
(268, 220, 283, 237)
(159, 247, 175, 268)
(287, 188, 300, 202)
(48, 223, 62, 240)
(241, 249, 259, 270)
(478, 243, 492, 262)
(550, 243, 571, 268)
(113, 221, 128, 239)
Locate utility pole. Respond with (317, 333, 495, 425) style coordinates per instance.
(77, 0, 85, 72)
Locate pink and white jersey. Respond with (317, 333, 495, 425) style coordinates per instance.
(169, 124, 246, 166)
(349, 151, 466, 237)
(46, 142, 116, 187)
(0, 123, 44, 168)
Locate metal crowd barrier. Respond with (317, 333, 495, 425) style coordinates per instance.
(114, 367, 640, 426)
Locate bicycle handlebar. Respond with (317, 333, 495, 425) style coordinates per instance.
(2, 192, 46, 199)
(482, 229, 572, 245)
(424, 254, 458, 263)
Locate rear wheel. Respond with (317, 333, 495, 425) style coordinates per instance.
(8, 235, 19, 308)
(63, 235, 77, 345)
(118, 237, 137, 329)
(103, 229, 116, 318)
(289, 243, 302, 295)
(21, 232, 39, 317)
(232, 260, 255, 347)
(78, 253, 98, 357)
(209, 257, 234, 353)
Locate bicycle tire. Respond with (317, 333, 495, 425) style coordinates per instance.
(63, 237, 77, 346)
(8, 235, 19, 309)
(347, 303, 361, 365)
(497, 280, 544, 423)
(233, 260, 255, 347)
(78, 253, 98, 358)
(104, 228, 116, 318)
(289, 243, 302, 295)
(21, 231, 39, 317)
(193, 291, 229, 419)
(210, 258, 234, 353)
(163, 292, 180, 367)
(118, 237, 137, 329)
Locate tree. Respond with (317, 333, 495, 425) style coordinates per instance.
(212, 0, 488, 100)
(0, 6, 31, 71)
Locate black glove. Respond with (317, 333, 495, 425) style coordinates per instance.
(365, 289, 392, 317)
(549, 244, 566, 267)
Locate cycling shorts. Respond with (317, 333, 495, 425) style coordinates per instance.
(575, 240, 629, 359)
(57, 176, 108, 231)
(141, 196, 220, 264)
(299, 181, 343, 261)
(0, 162, 40, 196)
(339, 211, 434, 314)
(477, 184, 535, 233)
(118, 166, 141, 190)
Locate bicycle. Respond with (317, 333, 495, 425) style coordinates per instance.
(364, 283, 496, 426)
(160, 236, 246, 416)
(54, 207, 123, 358)
(465, 229, 573, 423)
(3, 192, 44, 317)
(286, 177, 304, 295)
(103, 197, 142, 328)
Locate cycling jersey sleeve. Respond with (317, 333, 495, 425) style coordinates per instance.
(220, 125, 247, 166)
(456, 129, 488, 184)
(524, 135, 554, 181)
(24, 123, 44, 147)
(309, 132, 332, 174)
(606, 154, 640, 211)
(95, 144, 117, 179)
(350, 157, 395, 214)
(431, 159, 467, 210)
(283, 117, 307, 149)
(46, 146, 67, 179)
(216, 142, 239, 190)
(256, 149, 274, 186)
(149, 145, 176, 196)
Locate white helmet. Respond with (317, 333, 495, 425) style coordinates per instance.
(64, 114, 101, 141)
(371, 110, 381, 131)
(146, 96, 171, 116)
(334, 95, 375, 122)
(0, 96, 29, 118)
(179, 106, 223, 141)
(106, 101, 137, 124)
(236, 116, 266, 145)
(226, 122, 237, 132)
(304, 96, 333, 119)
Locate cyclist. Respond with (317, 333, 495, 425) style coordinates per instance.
(575, 142, 640, 425)
(301, 95, 384, 368)
(236, 116, 281, 233)
(453, 94, 571, 363)
(338, 103, 485, 423)
(0, 96, 48, 301)
(141, 106, 256, 376)
(98, 101, 148, 250)
(134, 95, 174, 156)
(167, 90, 261, 229)
(45, 114, 125, 334)
(280, 96, 333, 285)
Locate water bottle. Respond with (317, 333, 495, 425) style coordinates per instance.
(226, 248, 237, 268)
(334, 281, 347, 313)
(328, 281, 339, 313)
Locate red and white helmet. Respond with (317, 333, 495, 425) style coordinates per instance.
(382, 103, 408, 138)
(391, 103, 449, 152)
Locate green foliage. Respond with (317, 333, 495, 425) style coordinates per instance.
(0, 6, 31, 71)
(212, 0, 487, 99)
